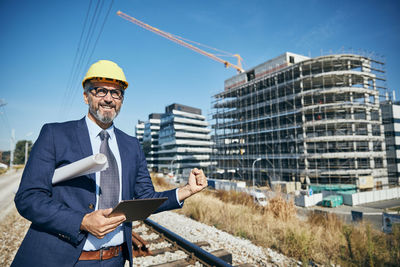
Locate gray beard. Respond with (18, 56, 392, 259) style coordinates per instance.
(88, 97, 119, 124)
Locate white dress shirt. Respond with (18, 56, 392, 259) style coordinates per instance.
(82, 116, 182, 250)
(83, 116, 124, 251)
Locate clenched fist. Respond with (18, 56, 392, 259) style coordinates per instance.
(177, 168, 208, 202)
(188, 168, 208, 194)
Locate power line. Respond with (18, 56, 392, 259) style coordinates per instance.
(60, 0, 115, 117)
(72, 0, 104, 87)
(59, 0, 94, 117)
(62, 0, 103, 115)
(69, 0, 115, 109)
(85, 0, 115, 71)
(60, 0, 103, 116)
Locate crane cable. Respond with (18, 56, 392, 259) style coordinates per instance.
(172, 34, 246, 69)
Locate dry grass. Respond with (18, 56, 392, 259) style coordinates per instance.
(0, 168, 7, 175)
(150, 173, 175, 190)
(12, 165, 25, 171)
(0, 208, 30, 266)
(174, 188, 400, 266)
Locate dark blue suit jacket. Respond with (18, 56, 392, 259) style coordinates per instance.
(12, 118, 181, 267)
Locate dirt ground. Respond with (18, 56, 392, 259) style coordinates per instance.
(0, 169, 30, 266)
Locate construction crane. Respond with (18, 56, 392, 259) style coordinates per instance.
(117, 11, 245, 73)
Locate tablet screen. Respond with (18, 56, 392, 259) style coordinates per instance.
(109, 198, 168, 221)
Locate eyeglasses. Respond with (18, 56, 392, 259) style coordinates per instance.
(89, 87, 124, 100)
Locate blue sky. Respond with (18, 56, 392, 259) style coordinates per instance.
(0, 0, 399, 151)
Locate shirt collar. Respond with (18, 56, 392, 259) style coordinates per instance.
(85, 115, 115, 140)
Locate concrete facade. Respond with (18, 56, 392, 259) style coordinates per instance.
(142, 113, 162, 171)
(381, 101, 400, 185)
(135, 104, 213, 176)
(135, 120, 145, 144)
(157, 104, 213, 176)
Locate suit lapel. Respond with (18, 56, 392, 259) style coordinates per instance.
(115, 128, 130, 200)
(76, 117, 95, 181)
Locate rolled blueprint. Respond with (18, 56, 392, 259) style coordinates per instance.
(52, 153, 108, 185)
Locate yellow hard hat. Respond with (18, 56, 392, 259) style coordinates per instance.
(82, 60, 128, 89)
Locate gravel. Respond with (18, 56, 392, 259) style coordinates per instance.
(0, 208, 30, 267)
(142, 211, 301, 267)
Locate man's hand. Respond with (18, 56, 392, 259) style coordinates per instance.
(188, 168, 208, 194)
(80, 208, 126, 239)
(178, 168, 208, 202)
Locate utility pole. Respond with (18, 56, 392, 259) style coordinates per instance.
(24, 141, 28, 165)
(10, 129, 15, 169)
(24, 132, 33, 165)
(1, 99, 8, 166)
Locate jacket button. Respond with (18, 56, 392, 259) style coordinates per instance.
(88, 204, 94, 210)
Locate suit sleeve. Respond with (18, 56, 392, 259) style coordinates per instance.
(133, 139, 183, 212)
(14, 124, 86, 245)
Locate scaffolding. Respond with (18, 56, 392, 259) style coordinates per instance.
(210, 52, 388, 187)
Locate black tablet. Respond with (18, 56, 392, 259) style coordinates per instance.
(109, 197, 168, 222)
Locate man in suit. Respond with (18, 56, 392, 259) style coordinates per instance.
(12, 60, 208, 267)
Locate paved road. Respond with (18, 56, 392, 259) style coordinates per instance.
(297, 198, 400, 230)
(0, 169, 23, 221)
(360, 198, 400, 210)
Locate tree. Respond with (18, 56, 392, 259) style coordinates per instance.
(13, 140, 32, 165)
(1, 150, 10, 165)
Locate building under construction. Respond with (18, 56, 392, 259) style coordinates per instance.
(211, 52, 389, 188)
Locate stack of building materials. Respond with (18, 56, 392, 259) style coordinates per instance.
(270, 181, 298, 194)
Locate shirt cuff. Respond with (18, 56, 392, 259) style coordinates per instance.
(175, 188, 184, 206)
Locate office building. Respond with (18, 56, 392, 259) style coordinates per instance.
(381, 100, 400, 185)
(142, 113, 162, 171)
(135, 120, 145, 144)
(157, 103, 213, 176)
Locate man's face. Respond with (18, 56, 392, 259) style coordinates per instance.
(84, 81, 124, 127)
